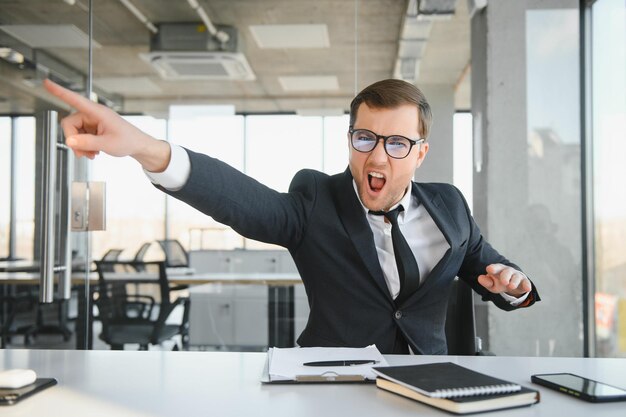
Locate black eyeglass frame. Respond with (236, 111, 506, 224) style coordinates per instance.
(348, 127, 426, 159)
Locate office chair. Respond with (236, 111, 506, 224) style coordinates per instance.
(94, 260, 190, 350)
(131, 242, 152, 272)
(0, 294, 31, 348)
(100, 248, 124, 271)
(444, 277, 486, 355)
(156, 239, 189, 267)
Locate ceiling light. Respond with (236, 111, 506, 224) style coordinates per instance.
(0, 25, 101, 48)
(0, 47, 24, 64)
(250, 24, 330, 49)
(279, 76, 339, 91)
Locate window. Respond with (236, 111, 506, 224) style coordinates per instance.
(91, 116, 167, 260)
(323, 115, 350, 175)
(14, 117, 35, 260)
(453, 112, 473, 211)
(0, 117, 10, 258)
(167, 114, 246, 250)
(245, 115, 323, 192)
(89, 114, 348, 254)
(165, 114, 349, 251)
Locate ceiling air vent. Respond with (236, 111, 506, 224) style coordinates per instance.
(141, 51, 255, 80)
(140, 23, 255, 81)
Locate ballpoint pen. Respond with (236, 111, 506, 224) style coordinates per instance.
(302, 360, 379, 367)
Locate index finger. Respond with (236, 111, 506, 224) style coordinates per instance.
(486, 263, 507, 275)
(44, 79, 99, 114)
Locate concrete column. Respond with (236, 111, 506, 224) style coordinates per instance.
(416, 84, 455, 184)
(471, 0, 583, 356)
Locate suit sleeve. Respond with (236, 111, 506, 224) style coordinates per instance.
(158, 148, 317, 249)
(453, 187, 540, 311)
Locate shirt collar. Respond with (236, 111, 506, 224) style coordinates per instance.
(352, 180, 414, 222)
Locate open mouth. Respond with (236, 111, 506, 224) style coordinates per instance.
(368, 171, 386, 193)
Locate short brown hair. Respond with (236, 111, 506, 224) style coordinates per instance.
(349, 79, 432, 139)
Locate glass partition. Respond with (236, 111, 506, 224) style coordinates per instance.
(0, 1, 94, 350)
(4, 0, 595, 355)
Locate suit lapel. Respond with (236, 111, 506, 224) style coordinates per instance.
(333, 169, 393, 303)
(399, 183, 463, 306)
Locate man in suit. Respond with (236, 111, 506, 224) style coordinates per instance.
(45, 78, 539, 354)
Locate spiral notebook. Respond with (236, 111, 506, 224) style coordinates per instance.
(373, 362, 521, 398)
(372, 363, 539, 414)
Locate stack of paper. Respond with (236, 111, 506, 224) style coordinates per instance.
(263, 345, 388, 383)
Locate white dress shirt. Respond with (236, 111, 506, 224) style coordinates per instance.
(145, 143, 528, 305)
(352, 182, 527, 305)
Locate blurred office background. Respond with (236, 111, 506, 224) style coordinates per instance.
(0, 0, 624, 357)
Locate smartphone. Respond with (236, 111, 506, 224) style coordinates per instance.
(0, 378, 57, 406)
(532, 373, 626, 403)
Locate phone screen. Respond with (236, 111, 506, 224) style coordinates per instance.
(535, 373, 626, 398)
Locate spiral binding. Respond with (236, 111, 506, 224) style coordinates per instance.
(432, 383, 522, 398)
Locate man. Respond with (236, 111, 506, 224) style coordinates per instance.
(44, 78, 539, 354)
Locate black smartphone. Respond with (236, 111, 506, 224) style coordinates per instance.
(532, 373, 626, 403)
(0, 378, 57, 406)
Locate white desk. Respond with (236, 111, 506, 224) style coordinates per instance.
(0, 271, 301, 286)
(1, 350, 625, 417)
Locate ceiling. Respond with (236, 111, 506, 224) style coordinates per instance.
(0, 0, 471, 116)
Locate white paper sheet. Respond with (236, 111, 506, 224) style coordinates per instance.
(266, 345, 388, 382)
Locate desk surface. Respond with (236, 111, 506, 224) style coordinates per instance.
(1, 350, 624, 417)
(0, 260, 88, 273)
(0, 271, 302, 286)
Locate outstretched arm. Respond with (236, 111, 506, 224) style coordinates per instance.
(43, 79, 171, 172)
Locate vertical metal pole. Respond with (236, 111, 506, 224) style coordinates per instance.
(8, 117, 17, 259)
(58, 144, 73, 300)
(39, 111, 58, 303)
(83, 0, 94, 349)
(580, 0, 596, 358)
(164, 118, 170, 241)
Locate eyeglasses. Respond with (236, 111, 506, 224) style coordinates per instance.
(349, 128, 425, 159)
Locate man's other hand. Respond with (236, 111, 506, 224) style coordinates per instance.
(478, 263, 532, 297)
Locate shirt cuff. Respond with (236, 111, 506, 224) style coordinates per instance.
(143, 144, 191, 191)
(500, 291, 530, 306)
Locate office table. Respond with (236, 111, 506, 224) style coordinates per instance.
(1, 349, 625, 417)
(0, 260, 89, 273)
(0, 271, 302, 349)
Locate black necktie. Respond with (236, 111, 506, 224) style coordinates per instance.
(370, 205, 420, 304)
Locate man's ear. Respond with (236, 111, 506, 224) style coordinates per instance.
(415, 142, 429, 167)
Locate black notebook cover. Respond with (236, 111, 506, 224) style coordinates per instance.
(373, 363, 539, 415)
(373, 362, 521, 398)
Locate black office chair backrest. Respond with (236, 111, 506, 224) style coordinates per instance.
(156, 239, 189, 267)
(445, 278, 478, 355)
(132, 242, 152, 272)
(94, 260, 190, 349)
(95, 260, 170, 310)
(133, 242, 152, 262)
(99, 249, 124, 272)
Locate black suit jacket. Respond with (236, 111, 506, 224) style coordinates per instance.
(165, 149, 539, 354)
